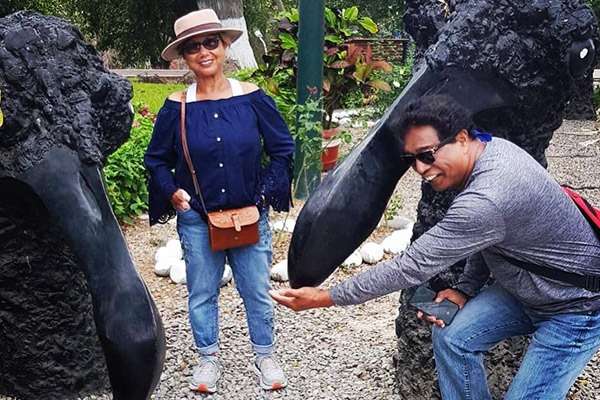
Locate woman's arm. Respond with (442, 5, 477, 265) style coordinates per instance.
(251, 90, 295, 211)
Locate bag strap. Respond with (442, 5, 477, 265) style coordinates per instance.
(227, 78, 244, 96)
(179, 93, 209, 215)
(502, 255, 600, 292)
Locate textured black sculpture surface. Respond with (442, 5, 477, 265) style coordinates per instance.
(288, 0, 597, 397)
(0, 12, 165, 400)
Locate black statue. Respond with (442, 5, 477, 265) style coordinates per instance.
(0, 12, 165, 400)
(288, 0, 597, 397)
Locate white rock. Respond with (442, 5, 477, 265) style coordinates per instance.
(169, 260, 187, 284)
(220, 264, 232, 287)
(154, 259, 172, 277)
(272, 218, 296, 233)
(387, 216, 414, 231)
(165, 239, 183, 260)
(382, 229, 412, 254)
(271, 260, 289, 282)
(154, 246, 171, 263)
(342, 250, 363, 268)
(360, 242, 384, 264)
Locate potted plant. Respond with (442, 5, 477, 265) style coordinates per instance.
(253, 6, 392, 171)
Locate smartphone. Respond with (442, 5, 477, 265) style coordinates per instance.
(408, 285, 459, 325)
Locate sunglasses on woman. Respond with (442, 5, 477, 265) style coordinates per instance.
(400, 135, 456, 165)
(180, 35, 221, 55)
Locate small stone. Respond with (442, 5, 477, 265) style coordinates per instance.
(360, 242, 384, 264)
(272, 218, 296, 233)
(342, 250, 363, 268)
(271, 260, 289, 282)
(154, 259, 172, 277)
(382, 229, 412, 254)
(170, 259, 187, 284)
(220, 264, 232, 286)
(387, 216, 414, 231)
(166, 239, 183, 260)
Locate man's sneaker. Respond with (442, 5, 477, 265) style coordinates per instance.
(189, 357, 222, 393)
(254, 355, 287, 390)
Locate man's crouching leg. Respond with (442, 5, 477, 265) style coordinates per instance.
(431, 285, 534, 400)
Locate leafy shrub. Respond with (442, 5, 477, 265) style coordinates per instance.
(103, 109, 154, 223)
(368, 58, 413, 115)
(593, 85, 600, 112)
(256, 6, 390, 128)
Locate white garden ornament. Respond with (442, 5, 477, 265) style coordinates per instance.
(271, 260, 289, 282)
(360, 242, 384, 264)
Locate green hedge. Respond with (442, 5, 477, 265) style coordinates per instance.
(103, 111, 154, 223)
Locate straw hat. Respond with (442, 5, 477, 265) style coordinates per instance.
(161, 9, 243, 61)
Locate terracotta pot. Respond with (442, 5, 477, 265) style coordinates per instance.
(321, 139, 341, 172)
(322, 126, 339, 140)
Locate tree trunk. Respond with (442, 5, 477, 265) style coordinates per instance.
(196, 0, 258, 69)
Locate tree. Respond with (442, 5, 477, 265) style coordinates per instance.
(75, 0, 199, 68)
(196, 0, 258, 68)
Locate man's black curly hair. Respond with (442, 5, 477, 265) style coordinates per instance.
(389, 95, 475, 144)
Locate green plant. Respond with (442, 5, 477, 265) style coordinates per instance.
(290, 97, 323, 196)
(367, 58, 413, 115)
(593, 85, 600, 112)
(256, 6, 391, 128)
(383, 194, 403, 221)
(103, 108, 154, 223)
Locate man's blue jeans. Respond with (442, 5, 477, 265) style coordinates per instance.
(432, 284, 600, 400)
(176, 208, 274, 357)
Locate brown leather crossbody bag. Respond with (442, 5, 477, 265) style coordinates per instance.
(179, 94, 259, 251)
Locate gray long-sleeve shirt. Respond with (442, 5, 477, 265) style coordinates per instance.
(330, 138, 600, 315)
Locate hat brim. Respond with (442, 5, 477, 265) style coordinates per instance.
(161, 28, 244, 61)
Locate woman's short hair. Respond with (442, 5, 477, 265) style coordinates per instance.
(390, 95, 475, 141)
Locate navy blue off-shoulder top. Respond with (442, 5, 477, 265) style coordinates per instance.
(144, 89, 295, 225)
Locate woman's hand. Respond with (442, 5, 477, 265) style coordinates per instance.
(171, 189, 191, 212)
(270, 287, 334, 311)
(416, 288, 467, 328)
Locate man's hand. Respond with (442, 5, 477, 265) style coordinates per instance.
(270, 287, 334, 311)
(171, 189, 191, 212)
(416, 288, 467, 328)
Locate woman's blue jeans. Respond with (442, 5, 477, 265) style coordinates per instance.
(176, 208, 274, 357)
(432, 284, 600, 400)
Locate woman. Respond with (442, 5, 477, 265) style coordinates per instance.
(144, 9, 294, 394)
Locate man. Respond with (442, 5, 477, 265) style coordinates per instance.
(271, 95, 600, 399)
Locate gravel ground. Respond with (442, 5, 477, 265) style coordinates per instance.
(2, 120, 598, 400)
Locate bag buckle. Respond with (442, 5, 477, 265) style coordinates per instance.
(585, 275, 600, 292)
(231, 214, 242, 232)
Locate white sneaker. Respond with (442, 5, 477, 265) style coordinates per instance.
(189, 357, 222, 393)
(254, 355, 287, 390)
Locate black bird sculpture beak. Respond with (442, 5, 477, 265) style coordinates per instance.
(17, 147, 165, 399)
(288, 65, 516, 288)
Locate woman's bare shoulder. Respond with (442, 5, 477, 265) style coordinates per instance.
(167, 90, 187, 102)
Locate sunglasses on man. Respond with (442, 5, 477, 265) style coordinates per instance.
(180, 35, 221, 55)
(399, 135, 456, 165)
